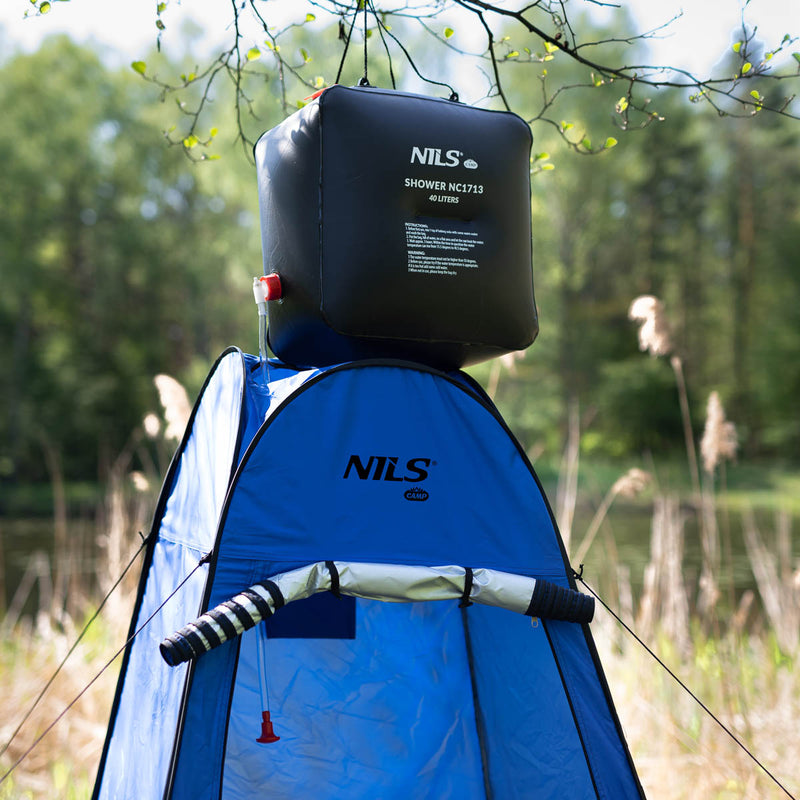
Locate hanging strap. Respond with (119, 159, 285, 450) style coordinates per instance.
(459, 567, 474, 608)
(326, 560, 342, 598)
(336, 4, 371, 88)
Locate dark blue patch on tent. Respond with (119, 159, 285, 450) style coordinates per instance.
(265, 593, 355, 639)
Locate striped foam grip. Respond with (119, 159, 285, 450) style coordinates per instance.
(159, 580, 284, 667)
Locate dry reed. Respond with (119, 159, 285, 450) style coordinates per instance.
(0, 376, 177, 798)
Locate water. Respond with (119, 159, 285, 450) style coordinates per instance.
(570, 499, 795, 620)
(1, 516, 98, 619)
(1, 501, 794, 623)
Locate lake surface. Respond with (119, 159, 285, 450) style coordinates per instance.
(3, 497, 791, 625)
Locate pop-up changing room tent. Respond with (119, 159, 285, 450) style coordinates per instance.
(93, 86, 645, 799)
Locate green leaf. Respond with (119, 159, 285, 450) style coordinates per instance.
(581, 137, 592, 150)
(541, 163, 555, 171)
(615, 96, 628, 113)
(300, 47, 310, 63)
(444, 27, 454, 39)
(560, 120, 573, 132)
(155, 19, 165, 30)
(39, 1, 51, 12)
(534, 152, 550, 161)
(209, 127, 219, 138)
(793, 53, 800, 64)
(247, 46, 261, 61)
(131, 61, 147, 75)
(183, 134, 199, 149)
(732, 41, 742, 53)
(508, 50, 519, 58)
(544, 41, 558, 54)
(305, 13, 316, 22)
(157, 2, 167, 12)
(604, 137, 618, 149)
(750, 89, 760, 99)
(742, 62, 752, 74)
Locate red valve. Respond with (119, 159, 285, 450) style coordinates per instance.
(256, 710, 280, 744)
(260, 273, 283, 301)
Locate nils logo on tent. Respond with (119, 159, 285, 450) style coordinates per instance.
(343, 455, 432, 483)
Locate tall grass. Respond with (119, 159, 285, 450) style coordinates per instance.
(0, 477, 145, 799)
(565, 295, 800, 798)
(0, 377, 182, 799)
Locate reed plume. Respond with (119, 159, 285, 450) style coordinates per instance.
(628, 295, 673, 357)
(142, 412, 161, 439)
(700, 391, 738, 474)
(628, 295, 701, 499)
(153, 375, 191, 442)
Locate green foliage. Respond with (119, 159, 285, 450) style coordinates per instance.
(591, 359, 684, 456)
(2, 17, 800, 488)
(0, 37, 263, 483)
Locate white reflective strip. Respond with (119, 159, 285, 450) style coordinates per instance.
(222, 606, 245, 636)
(196, 613, 227, 644)
(185, 622, 212, 652)
(249, 583, 279, 614)
(336, 562, 465, 603)
(271, 562, 331, 605)
(471, 568, 535, 615)
(232, 593, 262, 624)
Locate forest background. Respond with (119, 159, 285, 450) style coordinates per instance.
(3, 2, 800, 498)
(1, 1, 800, 797)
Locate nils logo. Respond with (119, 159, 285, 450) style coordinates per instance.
(410, 146, 479, 170)
(343, 455, 433, 501)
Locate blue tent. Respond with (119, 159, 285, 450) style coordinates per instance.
(93, 348, 644, 799)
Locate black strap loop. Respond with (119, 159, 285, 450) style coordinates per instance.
(256, 579, 285, 612)
(459, 567, 474, 608)
(362, 0, 369, 86)
(326, 560, 342, 598)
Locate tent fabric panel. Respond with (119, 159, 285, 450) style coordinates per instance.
(167, 633, 242, 800)
(221, 599, 486, 799)
(239, 355, 319, 444)
(93, 349, 247, 799)
(213, 366, 565, 577)
(545, 621, 645, 799)
(158, 350, 247, 553)
(94, 539, 208, 800)
(465, 604, 597, 799)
